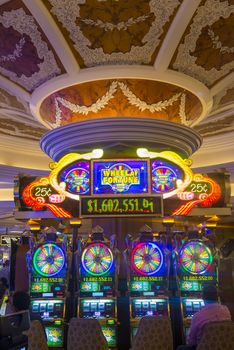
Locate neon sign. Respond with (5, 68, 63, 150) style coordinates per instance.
(93, 160, 148, 194)
(173, 173, 221, 216)
(19, 150, 228, 218)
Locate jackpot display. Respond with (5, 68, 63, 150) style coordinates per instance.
(177, 239, 217, 341)
(80, 195, 162, 217)
(30, 242, 67, 347)
(78, 241, 117, 348)
(129, 241, 169, 337)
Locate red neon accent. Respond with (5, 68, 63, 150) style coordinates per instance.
(173, 174, 221, 216)
(22, 177, 72, 218)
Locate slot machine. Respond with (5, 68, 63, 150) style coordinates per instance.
(29, 234, 68, 348)
(176, 239, 217, 342)
(128, 233, 170, 338)
(77, 233, 118, 348)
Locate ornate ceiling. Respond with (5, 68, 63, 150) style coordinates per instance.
(0, 0, 233, 219)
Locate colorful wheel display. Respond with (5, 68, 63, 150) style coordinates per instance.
(81, 243, 114, 276)
(131, 242, 163, 276)
(179, 241, 213, 275)
(33, 243, 65, 277)
(64, 167, 89, 194)
(152, 165, 178, 192)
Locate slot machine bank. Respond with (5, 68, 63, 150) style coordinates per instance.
(77, 231, 118, 348)
(176, 239, 217, 342)
(127, 231, 170, 338)
(29, 233, 68, 348)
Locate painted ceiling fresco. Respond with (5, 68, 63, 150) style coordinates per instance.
(40, 79, 202, 127)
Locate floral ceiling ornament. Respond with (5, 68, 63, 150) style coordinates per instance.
(0, 8, 61, 91)
(208, 29, 234, 54)
(52, 81, 189, 127)
(0, 37, 25, 63)
(172, 0, 234, 86)
(48, 0, 180, 66)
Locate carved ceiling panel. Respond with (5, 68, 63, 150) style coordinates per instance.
(170, 0, 234, 86)
(0, 0, 64, 91)
(45, 0, 181, 67)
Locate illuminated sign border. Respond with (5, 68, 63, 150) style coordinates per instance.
(80, 194, 163, 218)
(91, 158, 151, 196)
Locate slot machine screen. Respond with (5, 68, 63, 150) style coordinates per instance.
(45, 325, 63, 347)
(31, 243, 66, 298)
(102, 325, 117, 347)
(130, 242, 167, 295)
(80, 243, 115, 296)
(179, 240, 216, 293)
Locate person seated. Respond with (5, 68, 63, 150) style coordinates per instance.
(0, 260, 10, 283)
(177, 284, 232, 350)
(0, 277, 9, 290)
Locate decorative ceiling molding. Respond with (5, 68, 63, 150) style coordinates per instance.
(194, 113, 234, 138)
(40, 118, 202, 161)
(171, 0, 234, 86)
(0, 0, 64, 91)
(39, 79, 202, 128)
(30, 66, 211, 129)
(154, 0, 201, 71)
(0, 134, 50, 170)
(0, 73, 30, 102)
(0, 86, 27, 111)
(23, 0, 80, 74)
(210, 72, 234, 97)
(45, 0, 182, 67)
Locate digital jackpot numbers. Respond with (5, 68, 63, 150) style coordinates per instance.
(80, 196, 162, 217)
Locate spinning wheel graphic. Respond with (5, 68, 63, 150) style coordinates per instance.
(179, 241, 213, 275)
(64, 168, 89, 194)
(131, 242, 163, 276)
(81, 243, 114, 276)
(152, 166, 177, 192)
(33, 243, 65, 277)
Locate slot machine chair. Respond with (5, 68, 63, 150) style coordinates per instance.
(130, 316, 173, 350)
(196, 321, 234, 350)
(27, 320, 48, 350)
(67, 318, 108, 350)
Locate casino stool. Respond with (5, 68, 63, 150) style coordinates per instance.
(67, 318, 108, 350)
(131, 316, 173, 350)
(26, 320, 48, 350)
(196, 321, 234, 350)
